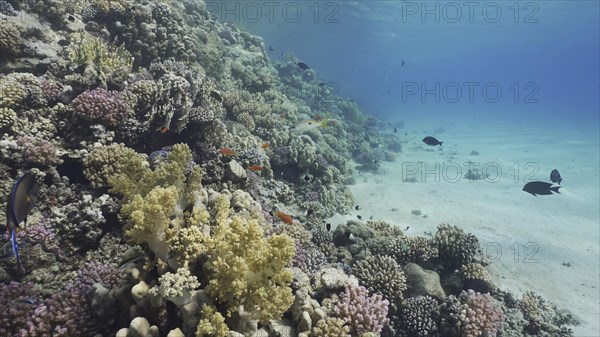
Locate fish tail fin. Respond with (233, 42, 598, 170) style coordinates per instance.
(320, 119, 329, 128)
(10, 229, 24, 272)
(439, 142, 443, 146)
(551, 186, 561, 194)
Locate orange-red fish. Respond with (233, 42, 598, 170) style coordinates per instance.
(248, 165, 263, 172)
(219, 147, 236, 156)
(261, 143, 269, 149)
(274, 210, 293, 225)
(160, 127, 169, 134)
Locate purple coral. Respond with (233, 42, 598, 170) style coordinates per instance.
(0, 282, 41, 336)
(334, 285, 390, 335)
(72, 88, 130, 126)
(17, 136, 62, 167)
(17, 261, 121, 336)
(269, 145, 290, 165)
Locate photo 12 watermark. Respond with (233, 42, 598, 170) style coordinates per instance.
(401, 161, 541, 183)
(205, 1, 340, 24)
(400, 1, 540, 24)
(400, 81, 540, 104)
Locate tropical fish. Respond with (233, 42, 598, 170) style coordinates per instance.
(291, 118, 330, 134)
(160, 127, 169, 134)
(210, 91, 223, 102)
(522, 181, 561, 196)
(248, 165, 263, 172)
(550, 169, 562, 185)
(274, 210, 293, 225)
(261, 143, 269, 149)
(219, 147, 236, 156)
(297, 62, 310, 70)
(422, 136, 443, 146)
(5, 173, 40, 272)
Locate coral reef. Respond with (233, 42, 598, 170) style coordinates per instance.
(334, 285, 390, 335)
(0, 0, 582, 336)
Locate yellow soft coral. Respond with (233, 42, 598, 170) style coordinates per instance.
(195, 304, 229, 337)
(166, 225, 213, 267)
(108, 143, 194, 200)
(68, 33, 133, 72)
(122, 186, 178, 244)
(206, 216, 295, 322)
(84, 143, 147, 189)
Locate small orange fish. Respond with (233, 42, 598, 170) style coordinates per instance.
(219, 147, 236, 156)
(248, 165, 263, 171)
(261, 143, 269, 149)
(160, 127, 169, 134)
(314, 114, 323, 121)
(274, 210, 293, 225)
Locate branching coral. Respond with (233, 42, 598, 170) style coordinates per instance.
(433, 223, 482, 269)
(334, 285, 389, 335)
(441, 290, 505, 337)
(352, 255, 407, 303)
(0, 21, 21, 56)
(396, 296, 440, 337)
(83, 143, 147, 188)
(72, 88, 131, 127)
(205, 215, 295, 322)
(0, 107, 16, 129)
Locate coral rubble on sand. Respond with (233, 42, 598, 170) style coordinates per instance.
(0, 0, 580, 336)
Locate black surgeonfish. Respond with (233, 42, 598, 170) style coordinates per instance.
(297, 62, 310, 70)
(522, 181, 560, 196)
(550, 169, 562, 185)
(423, 136, 443, 146)
(5, 173, 40, 272)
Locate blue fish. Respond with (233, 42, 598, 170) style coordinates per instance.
(5, 173, 39, 272)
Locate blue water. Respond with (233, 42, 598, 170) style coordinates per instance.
(207, 1, 599, 131)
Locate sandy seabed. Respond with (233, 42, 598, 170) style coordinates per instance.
(330, 122, 600, 336)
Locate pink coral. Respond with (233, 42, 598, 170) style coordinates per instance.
(17, 261, 120, 336)
(17, 136, 62, 167)
(460, 290, 505, 337)
(0, 282, 40, 336)
(334, 285, 390, 335)
(72, 88, 130, 126)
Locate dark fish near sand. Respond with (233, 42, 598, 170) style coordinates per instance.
(423, 136, 443, 146)
(550, 169, 562, 185)
(5, 173, 40, 272)
(522, 181, 560, 196)
(297, 62, 310, 70)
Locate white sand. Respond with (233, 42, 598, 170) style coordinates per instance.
(333, 122, 600, 336)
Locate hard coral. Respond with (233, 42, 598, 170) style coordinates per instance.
(72, 88, 131, 126)
(352, 255, 407, 303)
(0, 21, 21, 56)
(442, 290, 505, 337)
(83, 143, 147, 188)
(206, 215, 295, 322)
(0, 106, 16, 129)
(434, 223, 482, 269)
(17, 136, 62, 167)
(334, 285, 390, 335)
(396, 296, 440, 337)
